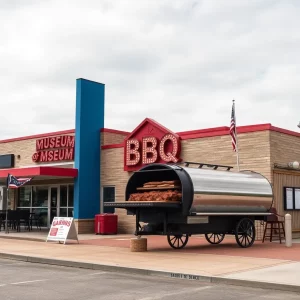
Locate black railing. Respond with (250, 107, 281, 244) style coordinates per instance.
(183, 161, 233, 171)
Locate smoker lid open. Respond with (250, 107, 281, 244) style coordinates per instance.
(125, 163, 194, 215)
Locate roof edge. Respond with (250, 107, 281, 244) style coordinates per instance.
(270, 125, 300, 138)
(1, 122, 300, 147)
(102, 143, 124, 149)
(0, 129, 75, 144)
(100, 128, 130, 135)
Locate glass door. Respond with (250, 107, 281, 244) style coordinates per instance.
(49, 186, 59, 227)
(32, 186, 49, 228)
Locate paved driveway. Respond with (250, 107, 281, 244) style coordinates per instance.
(0, 258, 299, 300)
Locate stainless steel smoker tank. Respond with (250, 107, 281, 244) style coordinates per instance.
(125, 163, 273, 215)
(184, 166, 273, 213)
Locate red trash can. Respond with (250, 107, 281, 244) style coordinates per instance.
(95, 214, 118, 235)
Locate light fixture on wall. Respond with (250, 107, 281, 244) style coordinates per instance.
(288, 161, 300, 169)
(17, 155, 21, 159)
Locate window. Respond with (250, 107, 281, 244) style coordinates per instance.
(19, 186, 32, 207)
(59, 185, 74, 217)
(18, 186, 49, 227)
(103, 186, 115, 213)
(284, 187, 300, 210)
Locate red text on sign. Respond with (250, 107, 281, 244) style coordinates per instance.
(126, 133, 180, 167)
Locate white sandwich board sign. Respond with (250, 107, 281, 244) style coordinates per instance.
(46, 217, 79, 244)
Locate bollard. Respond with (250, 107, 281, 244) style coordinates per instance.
(285, 214, 292, 247)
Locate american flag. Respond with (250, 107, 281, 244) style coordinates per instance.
(230, 102, 237, 152)
(6, 174, 33, 189)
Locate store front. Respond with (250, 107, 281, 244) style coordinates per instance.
(0, 166, 78, 230)
(17, 184, 74, 228)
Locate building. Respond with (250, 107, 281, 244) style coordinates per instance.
(1, 79, 300, 237)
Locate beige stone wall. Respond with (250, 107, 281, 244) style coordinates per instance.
(101, 132, 127, 146)
(100, 147, 134, 233)
(0, 133, 75, 168)
(270, 131, 300, 167)
(74, 219, 94, 234)
(181, 130, 272, 181)
(100, 130, 273, 233)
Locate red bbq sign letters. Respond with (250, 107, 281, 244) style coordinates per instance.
(124, 119, 182, 171)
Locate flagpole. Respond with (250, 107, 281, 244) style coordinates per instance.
(233, 99, 240, 171)
(5, 188, 9, 234)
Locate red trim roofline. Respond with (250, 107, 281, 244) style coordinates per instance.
(270, 125, 300, 138)
(177, 126, 230, 136)
(125, 118, 180, 141)
(0, 129, 75, 144)
(102, 143, 124, 149)
(178, 124, 272, 140)
(0, 127, 130, 144)
(2, 123, 300, 149)
(100, 128, 130, 135)
(101, 123, 300, 149)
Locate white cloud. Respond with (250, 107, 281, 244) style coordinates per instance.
(1, 0, 300, 139)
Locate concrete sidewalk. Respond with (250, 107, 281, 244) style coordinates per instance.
(0, 234, 300, 293)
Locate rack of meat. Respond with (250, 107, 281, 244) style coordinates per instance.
(104, 162, 274, 249)
(128, 181, 181, 202)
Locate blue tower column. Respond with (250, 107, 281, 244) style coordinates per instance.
(74, 78, 105, 233)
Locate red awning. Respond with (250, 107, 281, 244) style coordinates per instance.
(0, 166, 78, 179)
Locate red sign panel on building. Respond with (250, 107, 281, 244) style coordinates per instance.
(32, 135, 75, 163)
(124, 118, 181, 171)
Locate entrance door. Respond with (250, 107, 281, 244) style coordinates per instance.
(49, 186, 59, 227)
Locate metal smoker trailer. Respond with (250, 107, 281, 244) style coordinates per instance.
(104, 162, 274, 249)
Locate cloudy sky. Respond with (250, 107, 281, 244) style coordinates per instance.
(1, 0, 300, 139)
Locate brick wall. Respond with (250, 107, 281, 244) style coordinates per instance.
(101, 132, 127, 146)
(181, 130, 272, 181)
(270, 131, 300, 168)
(100, 147, 134, 233)
(0, 133, 75, 168)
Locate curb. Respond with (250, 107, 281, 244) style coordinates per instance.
(0, 235, 45, 242)
(0, 252, 300, 293)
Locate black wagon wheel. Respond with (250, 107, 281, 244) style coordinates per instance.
(167, 234, 189, 249)
(235, 218, 256, 248)
(205, 233, 225, 244)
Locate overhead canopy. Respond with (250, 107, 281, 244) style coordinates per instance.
(0, 166, 78, 181)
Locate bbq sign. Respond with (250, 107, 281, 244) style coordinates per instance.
(32, 135, 75, 163)
(124, 118, 182, 171)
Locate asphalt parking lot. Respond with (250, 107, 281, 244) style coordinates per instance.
(0, 258, 299, 300)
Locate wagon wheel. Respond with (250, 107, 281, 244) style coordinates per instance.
(205, 233, 225, 244)
(167, 234, 189, 249)
(235, 218, 255, 248)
